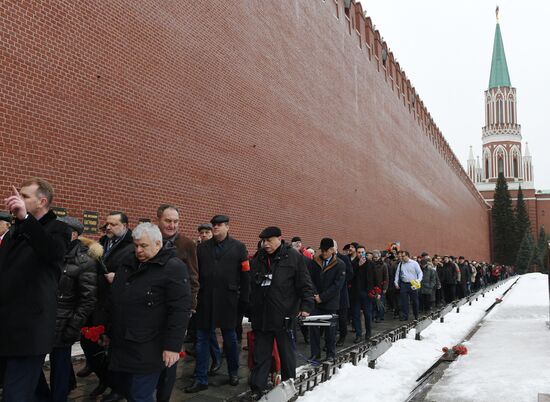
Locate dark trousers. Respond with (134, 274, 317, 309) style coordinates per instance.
(419, 293, 432, 312)
(196, 328, 238, 384)
(337, 306, 348, 339)
(351, 293, 372, 338)
(1, 354, 46, 402)
(442, 283, 456, 304)
(81, 336, 109, 384)
(249, 329, 295, 393)
(310, 307, 337, 358)
(373, 294, 386, 320)
(387, 288, 400, 317)
(35, 347, 73, 402)
(399, 282, 419, 320)
(156, 363, 178, 402)
(117, 371, 161, 402)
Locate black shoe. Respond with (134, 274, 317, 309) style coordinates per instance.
(209, 360, 222, 375)
(76, 364, 93, 378)
(100, 392, 124, 402)
(336, 337, 346, 346)
(184, 382, 208, 393)
(229, 375, 239, 386)
(353, 336, 362, 344)
(89, 382, 107, 397)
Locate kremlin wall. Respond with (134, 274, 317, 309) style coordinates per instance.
(0, 1, 491, 260)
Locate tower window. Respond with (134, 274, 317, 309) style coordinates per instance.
(485, 157, 489, 179)
(513, 157, 518, 178)
(498, 157, 504, 175)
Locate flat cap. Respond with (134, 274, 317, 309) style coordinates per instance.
(58, 216, 84, 235)
(319, 237, 334, 251)
(259, 226, 282, 239)
(197, 223, 213, 232)
(210, 215, 229, 225)
(0, 211, 11, 223)
(421, 251, 429, 257)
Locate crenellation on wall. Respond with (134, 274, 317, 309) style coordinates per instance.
(334, 0, 485, 206)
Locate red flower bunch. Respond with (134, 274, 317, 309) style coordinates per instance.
(452, 345, 468, 355)
(81, 325, 105, 343)
(368, 286, 382, 299)
(179, 351, 186, 359)
(441, 344, 468, 355)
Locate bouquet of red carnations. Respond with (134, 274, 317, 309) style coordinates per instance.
(368, 286, 384, 311)
(81, 325, 105, 343)
(442, 344, 468, 356)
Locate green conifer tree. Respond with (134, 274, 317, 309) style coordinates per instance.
(491, 174, 516, 264)
(516, 231, 535, 273)
(514, 185, 531, 256)
(535, 226, 548, 273)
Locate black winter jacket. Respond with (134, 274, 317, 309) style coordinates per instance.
(54, 238, 100, 347)
(249, 243, 314, 331)
(0, 210, 71, 356)
(308, 255, 346, 311)
(337, 253, 353, 309)
(440, 262, 459, 285)
(108, 245, 191, 373)
(371, 259, 389, 292)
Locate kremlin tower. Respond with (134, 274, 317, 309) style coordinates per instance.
(468, 9, 550, 236)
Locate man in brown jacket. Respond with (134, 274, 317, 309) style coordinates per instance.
(155, 204, 198, 402)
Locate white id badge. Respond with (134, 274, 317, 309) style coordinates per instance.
(261, 274, 273, 287)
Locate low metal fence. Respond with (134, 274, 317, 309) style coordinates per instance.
(227, 277, 513, 402)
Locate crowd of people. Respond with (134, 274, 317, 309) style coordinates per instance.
(0, 178, 512, 402)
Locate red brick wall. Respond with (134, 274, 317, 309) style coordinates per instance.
(0, 1, 491, 260)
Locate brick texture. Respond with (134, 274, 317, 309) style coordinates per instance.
(0, 1, 491, 260)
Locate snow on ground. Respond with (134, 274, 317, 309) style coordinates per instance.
(299, 278, 520, 402)
(428, 273, 550, 402)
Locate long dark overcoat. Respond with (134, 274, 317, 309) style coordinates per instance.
(195, 235, 250, 329)
(0, 210, 70, 356)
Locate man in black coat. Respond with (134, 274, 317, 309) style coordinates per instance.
(81, 211, 134, 401)
(248, 226, 314, 396)
(308, 238, 346, 361)
(336, 243, 353, 346)
(106, 222, 191, 401)
(0, 178, 71, 401)
(185, 215, 250, 393)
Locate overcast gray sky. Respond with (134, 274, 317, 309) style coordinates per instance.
(365, 1, 550, 190)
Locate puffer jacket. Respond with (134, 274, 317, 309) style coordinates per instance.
(54, 237, 100, 347)
(420, 261, 437, 295)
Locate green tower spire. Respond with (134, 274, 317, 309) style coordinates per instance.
(488, 22, 511, 88)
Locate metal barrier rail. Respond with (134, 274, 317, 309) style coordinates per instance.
(227, 278, 513, 402)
